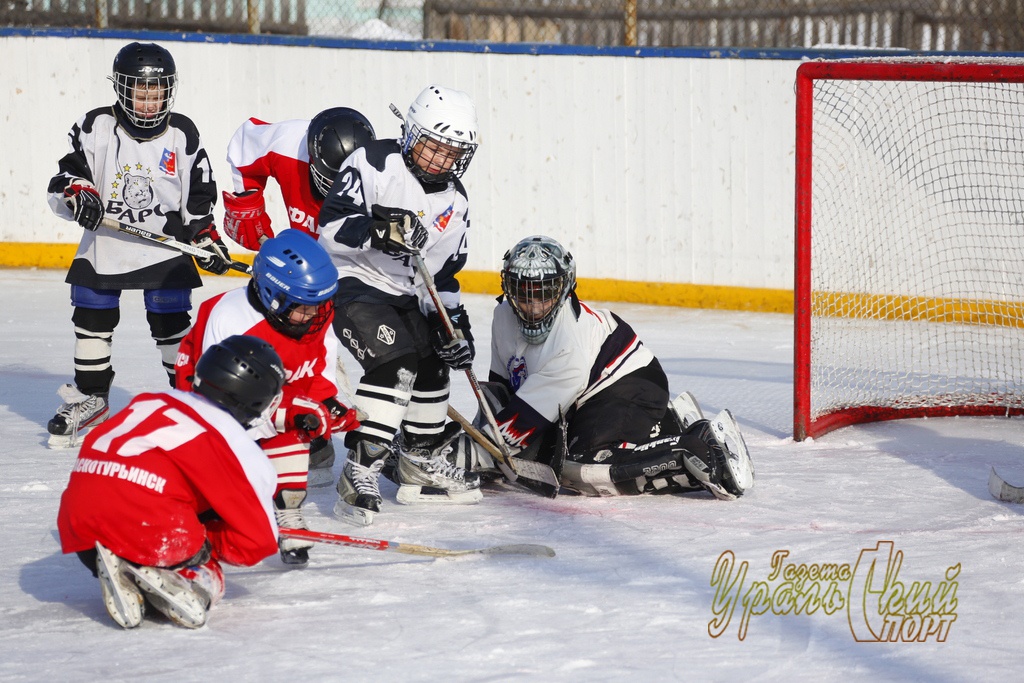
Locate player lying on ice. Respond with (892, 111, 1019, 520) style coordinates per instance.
(453, 235, 755, 498)
(57, 335, 287, 629)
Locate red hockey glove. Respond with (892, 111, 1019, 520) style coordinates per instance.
(63, 180, 104, 231)
(191, 225, 231, 275)
(222, 189, 274, 251)
(275, 394, 331, 440)
(324, 396, 361, 433)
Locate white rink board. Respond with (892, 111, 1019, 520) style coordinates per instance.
(0, 36, 797, 290)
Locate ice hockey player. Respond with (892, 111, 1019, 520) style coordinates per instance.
(222, 107, 376, 250)
(175, 230, 360, 565)
(459, 235, 755, 499)
(45, 42, 231, 449)
(317, 85, 483, 525)
(57, 335, 286, 630)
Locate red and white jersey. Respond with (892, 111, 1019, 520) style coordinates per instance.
(175, 286, 339, 406)
(488, 297, 655, 448)
(57, 389, 279, 568)
(226, 117, 322, 238)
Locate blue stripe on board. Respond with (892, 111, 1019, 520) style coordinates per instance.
(1, 26, 1016, 60)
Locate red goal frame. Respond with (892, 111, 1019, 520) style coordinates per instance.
(793, 59, 1024, 441)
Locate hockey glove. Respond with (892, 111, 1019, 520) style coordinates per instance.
(63, 180, 104, 231)
(428, 305, 475, 371)
(222, 189, 274, 251)
(368, 209, 428, 255)
(191, 225, 231, 275)
(323, 396, 361, 433)
(275, 394, 331, 440)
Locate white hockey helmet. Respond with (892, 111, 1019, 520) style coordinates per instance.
(401, 85, 478, 183)
(501, 235, 576, 345)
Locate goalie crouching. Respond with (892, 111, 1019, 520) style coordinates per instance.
(457, 235, 754, 499)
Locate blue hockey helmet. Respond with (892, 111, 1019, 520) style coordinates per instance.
(251, 230, 338, 338)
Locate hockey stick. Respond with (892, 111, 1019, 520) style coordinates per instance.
(99, 218, 251, 275)
(989, 467, 1024, 503)
(279, 527, 555, 558)
(410, 252, 559, 493)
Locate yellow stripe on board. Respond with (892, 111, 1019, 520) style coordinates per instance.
(0, 243, 793, 314)
(812, 291, 1024, 327)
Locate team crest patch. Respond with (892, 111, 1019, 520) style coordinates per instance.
(159, 149, 176, 175)
(507, 356, 527, 390)
(377, 324, 396, 345)
(433, 204, 454, 232)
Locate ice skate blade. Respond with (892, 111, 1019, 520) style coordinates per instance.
(334, 499, 376, 527)
(126, 565, 207, 629)
(395, 484, 484, 505)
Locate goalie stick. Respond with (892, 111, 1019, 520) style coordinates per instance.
(99, 218, 251, 275)
(279, 527, 555, 558)
(988, 467, 1024, 504)
(410, 251, 559, 493)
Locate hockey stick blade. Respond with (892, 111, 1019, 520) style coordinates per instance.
(279, 528, 555, 558)
(99, 218, 251, 275)
(989, 467, 1024, 504)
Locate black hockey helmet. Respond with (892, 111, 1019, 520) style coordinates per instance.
(109, 42, 177, 129)
(307, 107, 376, 199)
(192, 335, 286, 427)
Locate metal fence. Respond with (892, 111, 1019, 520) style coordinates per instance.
(4, 0, 1024, 50)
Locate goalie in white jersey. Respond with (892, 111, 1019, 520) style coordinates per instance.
(318, 85, 483, 525)
(44, 42, 230, 449)
(467, 236, 755, 499)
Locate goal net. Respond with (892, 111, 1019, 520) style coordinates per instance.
(794, 59, 1024, 441)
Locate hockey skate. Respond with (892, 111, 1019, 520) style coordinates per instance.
(274, 489, 313, 565)
(709, 409, 755, 496)
(669, 391, 704, 431)
(396, 425, 483, 505)
(126, 565, 211, 629)
(335, 440, 388, 526)
(307, 436, 335, 488)
(94, 542, 145, 629)
(47, 384, 109, 449)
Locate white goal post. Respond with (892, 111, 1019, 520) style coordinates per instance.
(794, 58, 1024, 441)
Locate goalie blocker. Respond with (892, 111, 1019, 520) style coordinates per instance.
(451, 384, 753, 499)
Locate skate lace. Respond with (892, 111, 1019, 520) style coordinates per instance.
(348, 458, 385, 497)
(275, 505, 308, 531)
(55, 388, 105, 435)
(416, 445, 468, 482)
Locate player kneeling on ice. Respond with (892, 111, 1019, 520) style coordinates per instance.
(57, 335, 286, 630)
(457, 235, 754, 498)
(175, 230, 360, 566)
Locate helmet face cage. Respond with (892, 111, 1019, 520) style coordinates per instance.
(193, 335, 286, 426)
(251, 232, 339, 339)
(307, 107, 376, 198)
(109, 43, 177, 129)
(401, 86, 478, 184)
(501, 236, 576, 345)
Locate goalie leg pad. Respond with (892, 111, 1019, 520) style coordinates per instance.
(307, 436, 336, 488)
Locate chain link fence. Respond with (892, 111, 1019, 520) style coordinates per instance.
(3, 0, 1023, 50)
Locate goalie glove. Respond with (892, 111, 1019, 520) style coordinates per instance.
(428, 305, 475, 371)
(191, 225, 231, 275)
(368, 208, 428, 255)
(222, 189, 274, 251)
(323, 396, 361, 433)
(274, 394, 331, 440)
(63, 180, 104, 231)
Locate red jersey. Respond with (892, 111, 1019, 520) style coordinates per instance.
(226, 117, 322, 238)
(175, 286, 339, 407)
(57, 390, 279, 567)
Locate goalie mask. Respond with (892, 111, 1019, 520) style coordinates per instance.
(251, 231, 338, 339)
(307, 107, 376, 200)
(193, 335, 285, 427)
(400, 85, 478, 184)
(501, 235, 576, 345)
(109, 42, 177, 129)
